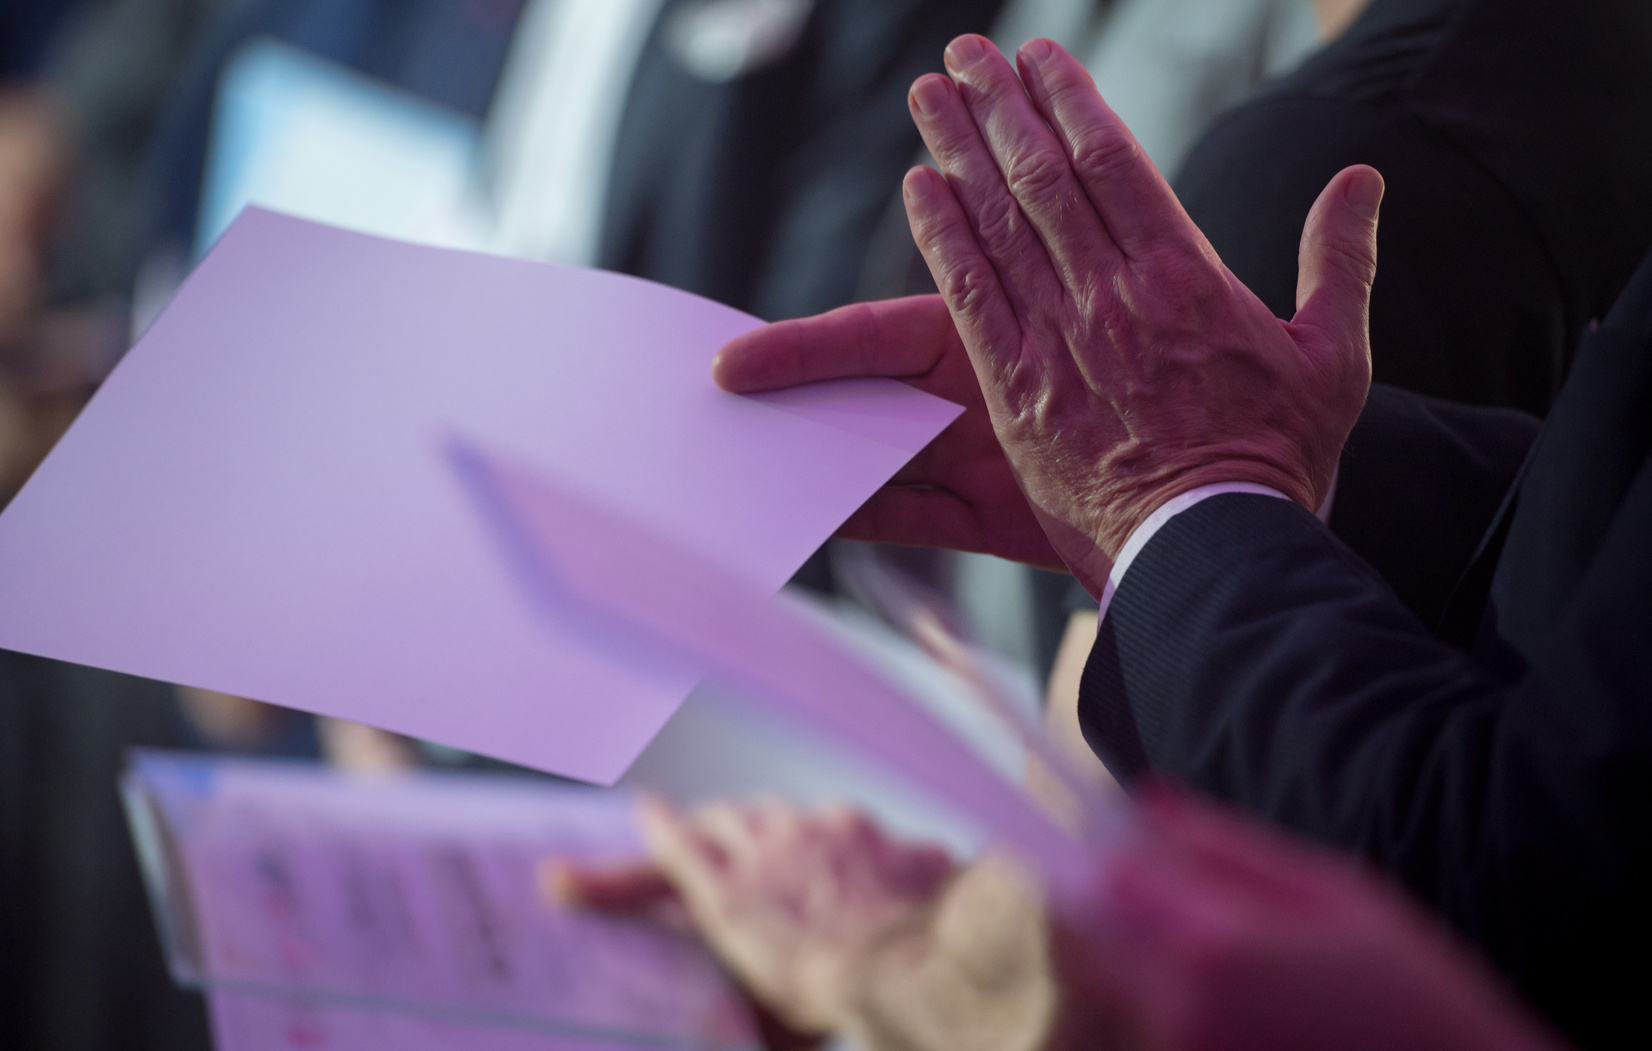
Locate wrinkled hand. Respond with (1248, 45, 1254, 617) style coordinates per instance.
(714, 294, 1064, 570)
(718, 38, 1380, 595)
(1064, 790, 1570, 1051)
(899, 35, 1378, 593)
(555, 799, 956, 1036)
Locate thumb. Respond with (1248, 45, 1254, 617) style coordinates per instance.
(1292, 165, 1383, 359)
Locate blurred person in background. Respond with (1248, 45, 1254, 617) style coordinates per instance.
(1, 5, 326, 1049)
(1, 0, 75, 500)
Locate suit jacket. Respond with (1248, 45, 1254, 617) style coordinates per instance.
(1076, 252, 1652, 1047)
(1175, 0, 1652, 415)
(597, 0, 1002, 323)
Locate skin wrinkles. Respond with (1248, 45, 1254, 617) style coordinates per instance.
(719, 36, 1379, 595)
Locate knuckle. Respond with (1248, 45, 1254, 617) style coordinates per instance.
(939, 260, 1000, 319)
(1070, 126, 1141, 185)
(1003, 146, 1072, 204)
(1064, 268, 1110, 317)
(971, 192, 1025, 252)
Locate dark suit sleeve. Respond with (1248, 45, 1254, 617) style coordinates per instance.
(1077, 487, 1652, 1046)
(1055, 385, 1541, 635)
(1330, 384, 1539, 637)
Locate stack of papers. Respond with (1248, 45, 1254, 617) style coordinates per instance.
(124, 750, 754, 1050)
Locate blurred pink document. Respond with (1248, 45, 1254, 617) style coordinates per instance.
(123, 751, 755, 1049)
(0, 209, 961, 783)
(453, 443, 1105, 894)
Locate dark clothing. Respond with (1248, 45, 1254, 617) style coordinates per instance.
(1077, 252, 1652, 1046)
(43, 0, 229, 309)
(598, 0, 1003, 323)
(139, 0, 1004, 323)
(1175, 0, 1652, 415)
(13, 11, 523, 1051)
(0, 0, 80, 79)
(1328, 383, 1539, 634)
(0, 659, 215, 1051)
(599, 0, 1002, 594)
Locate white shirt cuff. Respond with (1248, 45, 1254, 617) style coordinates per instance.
(1093, 470, 1337, 624)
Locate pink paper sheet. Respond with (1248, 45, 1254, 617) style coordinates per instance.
(0, 210, 960, 783)
(125, 751, 754, 1048)
(452, 442, 1105, 895)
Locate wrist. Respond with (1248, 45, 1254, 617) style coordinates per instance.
(1113, 468, 1313, 552)
(1066, 473, 1311, 605)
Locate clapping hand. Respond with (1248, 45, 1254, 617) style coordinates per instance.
(717, 37, 1381, 596)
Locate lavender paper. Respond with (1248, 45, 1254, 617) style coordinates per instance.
(0, 210, 960, 783)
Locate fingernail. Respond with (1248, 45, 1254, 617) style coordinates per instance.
(1346, 168, 1384, 221)
(1020, 37, 1055, 66)
(945, 33, 986, 70)
(910, 74, 947, 116)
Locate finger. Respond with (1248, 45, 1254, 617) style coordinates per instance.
(1291, 165, 1382, 373)
(817, 804, 882, 846)
(639, 797, 733, 909)
(1015, 38, 1191, 259)
(711, 295, 956, 394)
(896, 844, 958, 891)
(939, 33, 1119, 290)
(903, 164, 1024, 384)
(694, 801, 769, 866)
(840, 484, 1065, 569)
(838, 486, 984, 547)
(910, 58, 1062, 326)
(540, 858, 679, 911)
(749, 796, 799, 839)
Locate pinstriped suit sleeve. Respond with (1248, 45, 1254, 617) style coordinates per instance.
(1076, 488, 1652, 1047)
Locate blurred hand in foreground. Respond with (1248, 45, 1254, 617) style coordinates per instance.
(1072, 788, 1571, 1051)
(555, 794, 1568, 1051)
(716, 36, 1378, 596)
(553, 799, 957, 1038)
